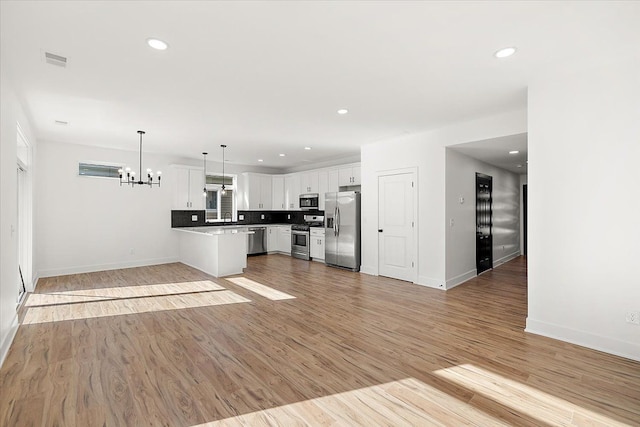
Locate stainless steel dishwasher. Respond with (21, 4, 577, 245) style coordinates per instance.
(247, 227, 267, 255)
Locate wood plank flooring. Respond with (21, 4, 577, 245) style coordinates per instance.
(1, 256, 639, 426)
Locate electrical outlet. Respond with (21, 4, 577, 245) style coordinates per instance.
(626, 311, 640, 325)
(238, 214, 244, 221)
(261, 214, 265, 220)
(287, 214, 291, 220)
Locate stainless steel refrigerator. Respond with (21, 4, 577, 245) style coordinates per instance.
(325, 191, 361, 271)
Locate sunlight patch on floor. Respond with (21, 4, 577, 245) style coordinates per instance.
(189, 377, 508, 426)
(25, 280, 226, 307)
(226, 277, 296, 300)
(22, 290, 250, 324)
(434, 363, 627, 426)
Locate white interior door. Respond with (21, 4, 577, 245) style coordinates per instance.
(378, 172, 415, 282)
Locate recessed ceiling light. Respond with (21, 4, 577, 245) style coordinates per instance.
(337, 109, 349, 115)
(279, 153, 285, 157)
(509, 150, 519, 154)
(147, 38, 168, 50)
(304, 147, 312, 150)
(258, 159, 263, 162)
(495, 47, 516, 58)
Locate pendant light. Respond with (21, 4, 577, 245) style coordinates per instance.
(220, 144, 227, 195)
(202, 152, 208, 198)
(118, 130, 161, 187)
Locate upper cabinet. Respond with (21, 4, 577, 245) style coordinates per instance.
(234, 163, 360, 212)
(272, 175, 285, 210)
(317, 170, 328, 210)
(327, 169, 340, 194)
(171, 165, 204, 210)
(299, 170, 319, 194)
(338, 164, 361, 187)
(241, 173, 272, 210)
(284, 174, 300, 210)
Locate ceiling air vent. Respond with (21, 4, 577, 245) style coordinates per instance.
(44, 51, 67, 67)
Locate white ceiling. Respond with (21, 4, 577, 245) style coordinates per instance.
(449, 133, 528, 174)
(2, 1, 639, 170)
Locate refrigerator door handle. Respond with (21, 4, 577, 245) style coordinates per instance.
(334, 207, 338, 236)
(337, 207, 340, 237)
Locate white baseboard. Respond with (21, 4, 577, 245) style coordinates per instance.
(0, 314, 19, 369)
(493, 251, 521, 268)
(416, 275, 445, 290)
(37, 256, 180, 278)
(359, 265, 377, 276)
(445, 269, 477, 290)
(526, 318, 640, 362)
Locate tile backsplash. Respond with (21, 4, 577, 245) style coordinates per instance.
(171, 210, 324, 228)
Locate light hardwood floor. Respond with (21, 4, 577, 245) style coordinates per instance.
(1, 256, 638, 426)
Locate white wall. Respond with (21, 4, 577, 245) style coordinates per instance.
(361, 108, 527, 288)
(527, 56, 640, 361)
(0, 64, 37, 364)
(35, 141, 299, 278)
(445, 149, 521, 289)
(36, 141, 180, 276)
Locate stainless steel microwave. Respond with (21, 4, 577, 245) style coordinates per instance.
(299, 193, 319, 210)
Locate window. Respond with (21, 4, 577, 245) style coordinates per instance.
(78, 162, 122, 178)
(205, 175, 236, 222)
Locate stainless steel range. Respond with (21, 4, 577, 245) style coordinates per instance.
(291, 215, 324, 260)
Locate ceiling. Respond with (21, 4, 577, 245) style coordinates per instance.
(449, 133, 528, 174)
(2, 1, 639, 170)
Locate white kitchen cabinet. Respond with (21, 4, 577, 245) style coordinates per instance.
(327, 169, 339, 194)
(317, 170, 328, 210)
(338, 164, 361, 187)
(310, 228, 325, 260)
(242, 173, 272, 210)
(266, 226, 278, 252)
(277, 225, 292, 253)
(284, 174, 300, 210)
(299, 170, 319, 194)
(272, 175, 285, 210)
(172, 166, 204, 210)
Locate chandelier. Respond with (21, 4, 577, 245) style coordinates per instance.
(118, 130, 161, 187)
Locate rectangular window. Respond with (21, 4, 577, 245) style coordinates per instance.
(78, 162, 122, 178)
(205, 175, 236, 222)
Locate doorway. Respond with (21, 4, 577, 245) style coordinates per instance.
(476, 173, 493, 274)
(523, 184, 527, 256)
(378, 170, 416, 282)
(17, 166, 26, 301)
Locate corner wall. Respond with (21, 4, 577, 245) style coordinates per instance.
(361, 109, 527, 288)
(527, 56, 640, 361)
(445, 150, 521, 289)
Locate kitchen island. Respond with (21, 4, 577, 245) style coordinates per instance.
(173, 227, 252, 277)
